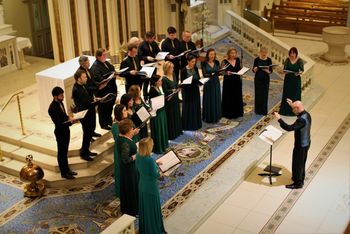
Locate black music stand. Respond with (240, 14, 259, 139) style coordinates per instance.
(258, 125, 283, 185)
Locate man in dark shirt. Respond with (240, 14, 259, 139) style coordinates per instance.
(180, 30, 197, 69)
(138, 31, 159, 100)
(78, 55, 102, 139)
(48, 87, 77, 179)
(72, 70, 99, 161)
(274, 99, 311, 189)
(90, 48, 117, 130)
(119, 44, 143, 94)
(161, 26, 181, 80)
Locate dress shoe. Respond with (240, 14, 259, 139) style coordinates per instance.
(285, 183, 303, 189)
(68, 170, 78, 176)
(81, 156, 93, 161)
(62, 174, 75, 180)
(101, 125, 112, 130)
(93, 132, 102, 137)
(89, 151, 98, 156)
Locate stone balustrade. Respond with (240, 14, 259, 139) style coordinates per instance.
(225, 10, 314, 91)
(0, 35, 20, 76)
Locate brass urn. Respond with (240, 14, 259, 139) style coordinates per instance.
(20, 154, 45, 197)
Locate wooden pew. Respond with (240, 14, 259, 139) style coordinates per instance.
(263, 1, 348, 34)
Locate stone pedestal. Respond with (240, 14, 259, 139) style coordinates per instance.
(322, 26, 350, 62)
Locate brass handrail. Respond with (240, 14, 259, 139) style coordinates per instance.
(0, 91, 25, 135)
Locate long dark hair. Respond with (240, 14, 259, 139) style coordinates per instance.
(114, 104, 126, 122)
(205, 48, 216, 62)
(120, 94, 133, 110)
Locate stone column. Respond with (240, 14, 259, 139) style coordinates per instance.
(106, 0, 121, 61)
(75, 0, 91, 55)
(57, 0, 75, 60)
(47, 0, 60, 64)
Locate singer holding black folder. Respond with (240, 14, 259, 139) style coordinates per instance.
(252, 47, 273, 115)
(90, 48, 117, 130)
(181, 54, 202, 130)
(120, 44, 144, 94)
(162, 61, 182, 140)
(221, 48, 244, 119)
(149, 75, 169, 154)
(201, 48, 222, 123)
(48, 87, 77, 180)
(72, 70, 99, 161)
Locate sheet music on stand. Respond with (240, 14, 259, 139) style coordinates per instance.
(258, 125, 283, 145)
(156, 150, 181, 173)
(155, 52, 169, 60)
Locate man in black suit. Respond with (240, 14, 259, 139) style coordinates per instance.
(78, 55, 101, 139)
(119, 44, 143, 94)
(90, 48, 117, 130)
(48, 87, 77, 179)
(274, 99, 311, 189)
(161, 26, 181, 80)
(72, 70, 99, 161)
(180, 30, 197, 69)
(138, 31, 159, 100)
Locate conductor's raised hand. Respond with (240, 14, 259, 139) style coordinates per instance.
(273, 112, 281, 120)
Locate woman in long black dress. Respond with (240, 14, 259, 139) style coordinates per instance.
(117, 119, 139, 216)
(279, 47, 304, 116)
(201, 48, 222, 123)
(180, 54, 202, 130)
(221, 48, 244, 119)
(162, 61, 182, 140)
(252, 47, 273, 115)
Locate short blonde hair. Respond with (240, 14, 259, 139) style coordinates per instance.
(163, 61, 174, 75)
(138, 137, 154, 157)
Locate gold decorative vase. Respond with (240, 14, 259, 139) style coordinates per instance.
(20, 154, 45, 197)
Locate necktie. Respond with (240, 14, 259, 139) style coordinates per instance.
(148, 43, 153, 53)
(86, 69, 91, 79)
(132, 57, 137, 70)
(171, 40, 174, 49)
(186, 42, 188, 50)
(59, 102, 66, 114)
(104, 63, 109, 69)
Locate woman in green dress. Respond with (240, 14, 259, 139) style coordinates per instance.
(117, 119, 139, 216)
(128, 84, 150, 139)
(149, 75, 169, 154)
(180, 54, 202, 130)
(136, 137, 166, 234)
(279, 47, 304, 116)
(162, 61, 182, 140)
(201, 48, 222, 123)
(112, 104, 128, 197)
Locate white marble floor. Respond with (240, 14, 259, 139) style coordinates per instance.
(194, 38, 350, 233)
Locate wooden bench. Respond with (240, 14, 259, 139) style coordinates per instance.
(264, 1, 348, 34)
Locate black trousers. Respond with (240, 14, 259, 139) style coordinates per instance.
(97, 96, 116, 128)
(80, 109, 95, 156)
(54, 128, 70, 176)
(292, 144, 310, 185)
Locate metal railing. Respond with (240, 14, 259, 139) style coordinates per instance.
(0, 91, 25, 135)
(0, 91, 25, 161)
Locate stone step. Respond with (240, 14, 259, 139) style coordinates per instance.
(0, 153, 114, 188)
(0, 136, 114, 172)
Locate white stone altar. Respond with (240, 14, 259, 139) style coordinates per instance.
(0, 35, 19, 75)
(322, 26, 350, 63)
(16, 37, 32, 68)
(36, 56, 96, 116)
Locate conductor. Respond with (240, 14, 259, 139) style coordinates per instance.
(274, 99, 311, 189)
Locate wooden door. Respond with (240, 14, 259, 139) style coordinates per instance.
(28, 0, 53, 58)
